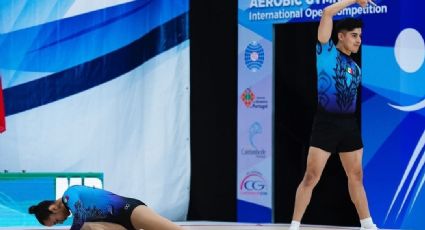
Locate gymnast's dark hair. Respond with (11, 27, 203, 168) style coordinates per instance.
(28, 200, 55, 225)
(335, 17, 363, 33)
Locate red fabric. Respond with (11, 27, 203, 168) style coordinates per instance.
(0, 77, 5, 133)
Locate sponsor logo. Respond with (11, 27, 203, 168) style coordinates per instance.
(241, 88, 268, 109)
(241, 122, 266, 159)
(241, 88, 256, 107)
(240, 171, 268, 195)
(244, 42, 264, 72)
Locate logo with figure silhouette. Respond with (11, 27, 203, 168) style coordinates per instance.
(241, 122, 266, 159)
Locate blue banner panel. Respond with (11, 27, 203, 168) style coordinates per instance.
(362, 1, 425, 229)
(237, 200, 272, 222)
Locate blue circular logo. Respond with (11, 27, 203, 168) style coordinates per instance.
(244, 42, 264, 72)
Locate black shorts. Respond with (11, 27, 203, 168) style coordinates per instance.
(108, 198, 146, 230)
(310, 113, 363, 153)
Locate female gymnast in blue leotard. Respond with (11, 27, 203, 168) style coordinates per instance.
(29, 185, 182, 230)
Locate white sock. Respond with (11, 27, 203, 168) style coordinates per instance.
(360, 217, 376, 228)
(289, 220, 300, 229)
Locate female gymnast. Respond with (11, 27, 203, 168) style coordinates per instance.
(29, 185, 183, 230)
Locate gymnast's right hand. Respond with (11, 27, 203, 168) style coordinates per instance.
(356, 0, 368, 8)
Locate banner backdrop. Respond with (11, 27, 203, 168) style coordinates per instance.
(362, 1, 425, 229)
(0, 0, 190, 226)
(238, 0, 392, 224)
